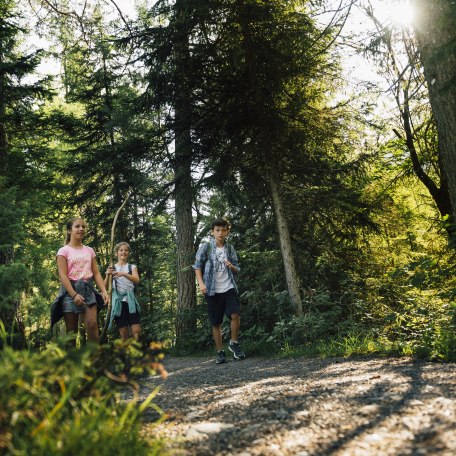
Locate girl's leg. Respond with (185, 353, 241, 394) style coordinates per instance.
(84, 305, 99, 343)
(118, 326, 129, 340)
(130, 324, 141, 340)
(64, 312, 78, 333)
(63, 312, 78, 346)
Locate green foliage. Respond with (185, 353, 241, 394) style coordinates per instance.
(0, 0, 55, 344)
(275, 331, 386, 359)
(0, 181, 30, 343)
(0, 183, 28, 298)
(0, 263, 28, 308)
(0, 335, 166, 455)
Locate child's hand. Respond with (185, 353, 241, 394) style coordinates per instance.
(106, 267, 122, 278)
(224, 259, 236, 271)
(102, 290, 109, 305)
(73, 293, 85, 307)
(199, 283, 207, 294)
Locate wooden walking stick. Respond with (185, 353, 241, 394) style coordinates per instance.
(100, 194, 131, 343)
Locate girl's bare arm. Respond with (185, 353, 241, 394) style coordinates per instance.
(57, 256, 77, 296)
(92, 258, 109, 304)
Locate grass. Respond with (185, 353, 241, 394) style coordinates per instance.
(0, 331, 168, 455)
(272, 330, 456, 362)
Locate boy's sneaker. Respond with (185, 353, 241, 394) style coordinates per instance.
(216, 350, 227, 364)
(228, 341, 246, 360)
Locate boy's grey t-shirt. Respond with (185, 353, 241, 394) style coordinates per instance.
(214, 247, 233, 293)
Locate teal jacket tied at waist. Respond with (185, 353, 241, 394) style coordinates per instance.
(109, 289, 140, 329)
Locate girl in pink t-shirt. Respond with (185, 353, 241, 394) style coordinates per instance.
(56, 217, 109, 343)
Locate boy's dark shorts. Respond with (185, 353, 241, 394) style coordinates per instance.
(205, 288, 240, 326)
(114, 301, 141, 329)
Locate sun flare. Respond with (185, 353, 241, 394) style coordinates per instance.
(381, 0, 416, 27)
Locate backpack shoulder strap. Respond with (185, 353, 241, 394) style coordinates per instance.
(225, 242, 233, 256)
(127, 263, 136, 290)
(201, 242, 212, 265)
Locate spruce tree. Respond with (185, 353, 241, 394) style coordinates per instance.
(0, 0, 52, 344)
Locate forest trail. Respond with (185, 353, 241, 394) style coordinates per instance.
(136, 356, 456, 455)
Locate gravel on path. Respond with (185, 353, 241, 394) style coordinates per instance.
(135, 355, 456, 455)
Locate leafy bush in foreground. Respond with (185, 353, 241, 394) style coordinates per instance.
(0, 332, 167, 455)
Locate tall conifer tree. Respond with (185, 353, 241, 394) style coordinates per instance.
(0, 0, 51, 342)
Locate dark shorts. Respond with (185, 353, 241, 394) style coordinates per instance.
(114, 301, 141, 329)
(205, 288, 240, 326)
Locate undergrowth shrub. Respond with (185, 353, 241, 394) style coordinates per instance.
(0, 329, 167, 455)
(240, 280, 456, 362)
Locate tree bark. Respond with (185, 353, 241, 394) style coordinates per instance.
(401, 95, 453, 220)
(174, 0, 196, 346)
(237, 1, 303, 316)
(269, 170, 303, 316)
(412, 0, 456, 223)
(0, 38, 8, 174)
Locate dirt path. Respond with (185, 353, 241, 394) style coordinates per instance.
(135, 356, 456, 455)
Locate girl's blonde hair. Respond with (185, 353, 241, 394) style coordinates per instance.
(65, 217, 85, 244)
(114, 242, 131, 253)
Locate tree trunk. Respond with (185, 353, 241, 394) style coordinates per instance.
(401, 96, 454, 221)
(174, 0, 196, 347)
(412, 0, 456, 224)
(237, 2, 303, 316)
(0, 40, 7, 175)
(269, 170, 303, 316)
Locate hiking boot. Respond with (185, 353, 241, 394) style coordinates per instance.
(216, 350, 227, 364)
(228, 341, 245, 360)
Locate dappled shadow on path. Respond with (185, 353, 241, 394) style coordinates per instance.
(138, 356, 456, 455)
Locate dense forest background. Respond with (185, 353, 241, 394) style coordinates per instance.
(1, 0, 456, 361)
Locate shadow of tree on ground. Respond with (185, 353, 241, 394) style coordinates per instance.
(137, 356, 456, 455)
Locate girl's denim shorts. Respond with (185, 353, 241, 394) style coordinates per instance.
(62, 279, 97, 314)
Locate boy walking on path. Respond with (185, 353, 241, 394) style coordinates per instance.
(193, 218, 246, 364)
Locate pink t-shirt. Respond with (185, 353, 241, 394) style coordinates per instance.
(56, 245, 96, 281)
